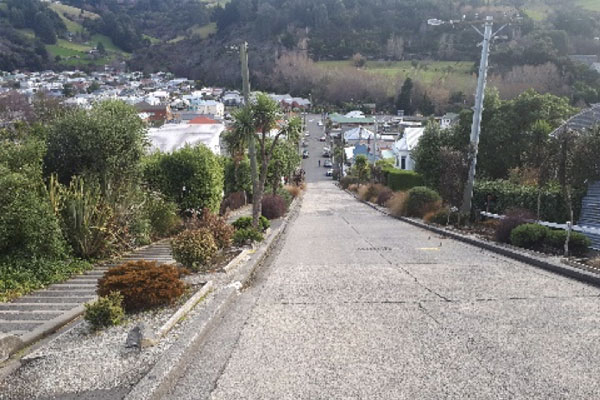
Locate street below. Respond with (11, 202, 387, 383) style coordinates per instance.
(164, 116, 600, 399)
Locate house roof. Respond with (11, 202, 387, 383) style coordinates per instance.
(551, 104, 600, 135)
(344, 126, 375, 141)
(189, 116, 217, 124)
(330, 113, 375, 125)
(395, 127, 425, 152)
(148, 123, 224, 154)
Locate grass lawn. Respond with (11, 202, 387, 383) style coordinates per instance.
(189, 22, 217, 39)
(576, 0, 600, 12)
(89, 34, 125, 53)
(17, 28, 35, 39)
(143, 34, 162, 44)
(318, 60, 475, 91)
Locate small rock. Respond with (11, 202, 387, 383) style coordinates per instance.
(126, 323, 158, 349)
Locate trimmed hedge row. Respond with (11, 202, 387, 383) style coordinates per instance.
(510, 223, 591, 256)
(383, 168, 424, 192)
(473, 180, 584, 223)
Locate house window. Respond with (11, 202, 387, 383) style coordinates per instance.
(401, 156, 407, 170)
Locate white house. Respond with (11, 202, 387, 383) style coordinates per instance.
(440, 113, 459, 130)
(186, 99, 224, 118)
(393, 127, 425, 171)
(147, 122, 225, 155)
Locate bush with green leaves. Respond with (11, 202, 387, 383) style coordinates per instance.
(233, 228, 264, 246)
(224, 157, 252, 196)
(405, 186, 442, 218)
(44, 100, 147, 190)
(143, 145, 224, 213)
(473, 180, 583, 223)
(233, 216, 270, 232)
(510, 224, 549, 250)
(50, 175, 114, 259)
(383, 169, 425, 192)
(186, 208, 234, 249)
(544, 229, 590, 256)
(84, 292, 125, 330)
(0, 258, 92, 302)
(143, 193, 181, 238)
(171, 228, 218, 272)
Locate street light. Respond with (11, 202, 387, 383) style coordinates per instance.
(429, 15, 508, 214)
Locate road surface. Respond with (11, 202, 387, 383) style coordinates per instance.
(165, 115, 600, 399)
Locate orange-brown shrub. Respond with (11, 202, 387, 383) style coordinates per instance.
(98, 260, 186, 312)
(387, 192, 409, 217)
(348, 183, 359, 192)
(284, 185, 301, 198)
(376, 186, 393, 206)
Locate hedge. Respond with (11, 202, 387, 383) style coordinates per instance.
(473, 180, 584, 223)
(384, 168, 425, 192)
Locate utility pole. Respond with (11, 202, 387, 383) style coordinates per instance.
(240, 42, 258, 223)
(460, 16, 501, 214)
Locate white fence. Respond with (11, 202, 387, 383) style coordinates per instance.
(480, 211, 600, 236)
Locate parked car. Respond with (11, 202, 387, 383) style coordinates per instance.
(302, 150, 309, 159)
(304, 132, 310, 137)
(319, 136, 326, 142)
(317, 121, 323, 126)
(301, 141, 308, 148)
(326, 168, 333, 176)
(324, 160, 333, 168)
(322, 151, 331, 158)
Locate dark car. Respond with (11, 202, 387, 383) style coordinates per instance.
(302, 150, 309, 159)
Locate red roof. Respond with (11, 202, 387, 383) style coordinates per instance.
(189, 116, 217, 124)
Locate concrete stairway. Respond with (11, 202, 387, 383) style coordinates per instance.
(578, 181, 600, 250)
(0, 240, 174, 346)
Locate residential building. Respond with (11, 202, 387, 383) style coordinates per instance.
(393, 127, 425, 170)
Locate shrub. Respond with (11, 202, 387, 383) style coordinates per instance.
(284, 184, 301, 199)
(387, 192, 409, 217)
(130, 217, 151, 246)
(144, 194, 181, 238)
(473, 180, 584, 223)
(510, 224, 549, 250)
(425, 208, 468, 226)
(494, 208, 536, 243)
(220, 191, 247, 215)
(376, 186, 394, 206)
(171, 228, 218, 271)
(0, 167, 67, 261)
(544, 230, 591, 256)
(54, 176, 114, 259)
(405, 187, 442, 218)
(84, 292, 125, 330)
(98, 260, 185, 312)
(348, 183, 359, 192)
(261, 194, 287, 220)
(143, 145, 224, 213)
(276, 188, 293, 208)
(0, 258, 92, 302)
(233, 216, 270, 232)
(384, 169, 424, 191)
(340, 176, 358, 189)
(187, 209, 234, 249)
(358, 184, 386, 203)
(233, 228, 264, 246)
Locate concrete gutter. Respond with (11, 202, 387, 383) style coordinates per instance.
(125, 194, 303, 400)
(347, 189, 600, 288)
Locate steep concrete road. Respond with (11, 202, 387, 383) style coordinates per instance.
(165, 119, 600, 399)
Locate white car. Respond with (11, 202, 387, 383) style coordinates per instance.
(317, 121, 323, 126)
(319, 136, 326, 142)
(304, 132, 310, 137)
(326, 169, 333, 177)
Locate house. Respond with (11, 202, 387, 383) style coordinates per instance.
(147, 122, 225, 155)
(222, 91, 244, 106)
(393, 127, 425, 170)
(329, 112, 375, 128)
(343, 126, 375, 145)
(188, 99, 224, 118)
(134, 101, 173, 123)
(440, 113, 459, 130)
